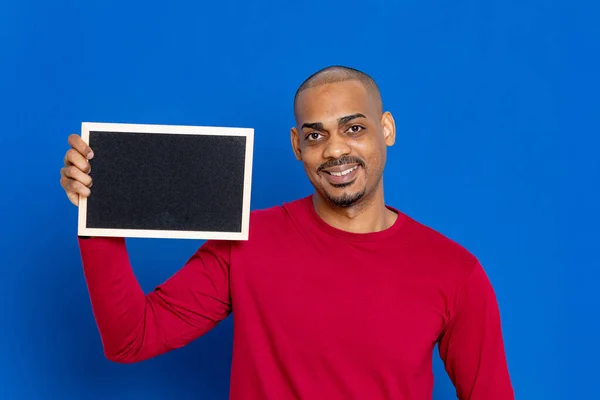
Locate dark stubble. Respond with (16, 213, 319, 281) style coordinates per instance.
(317, 155, 369, 208)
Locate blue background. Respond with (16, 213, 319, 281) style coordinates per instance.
(1, 0, 598, 399)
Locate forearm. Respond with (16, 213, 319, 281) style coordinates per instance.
(78, 236, 160, 362)
(77, 236, 232, 363)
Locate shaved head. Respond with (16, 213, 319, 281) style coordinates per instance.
(290, 65, 396, 211)
(294, 65, 383, 115)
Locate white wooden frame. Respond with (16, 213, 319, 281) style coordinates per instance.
(77, 122, 254, 240)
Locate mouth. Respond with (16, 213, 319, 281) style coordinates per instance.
(320, 164, 361, 187)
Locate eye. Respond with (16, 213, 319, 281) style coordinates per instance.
(346, 125, 364, 134)
(306, 132, 323, 141)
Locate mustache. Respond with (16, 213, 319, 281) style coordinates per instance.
(317, 156, 365, 172)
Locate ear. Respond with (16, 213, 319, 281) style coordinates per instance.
(290, 127, 302, 160)
(380, 111, 396, 146)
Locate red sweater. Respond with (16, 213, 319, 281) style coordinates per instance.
(78, 196, 514, 399)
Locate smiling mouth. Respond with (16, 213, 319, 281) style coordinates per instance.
(325, 165, 359, 177)
(320, 164, 361, 187)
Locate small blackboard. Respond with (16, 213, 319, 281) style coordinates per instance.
(77, 122, 254, 240)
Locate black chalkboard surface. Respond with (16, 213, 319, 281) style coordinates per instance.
(77, 122, 254, 240)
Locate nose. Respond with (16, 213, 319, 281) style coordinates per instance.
(322, 134, 351, 160)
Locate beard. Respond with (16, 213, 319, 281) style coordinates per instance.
(322, 183, 366, 208)
(325, 189, 366, 208)
(320, 166, 384, 209)
(315, 155, 367, 208)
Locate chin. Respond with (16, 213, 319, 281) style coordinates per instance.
(323, 187, 367, 208)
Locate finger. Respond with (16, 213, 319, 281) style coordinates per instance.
(68, 133, 94, 160)
(64, 148, 91, 173)
(61, 165, 92, 187)
(61, 175, 92, 197)
(67, 192, 79, 207)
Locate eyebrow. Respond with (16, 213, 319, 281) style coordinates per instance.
(301, 113, 367, 130)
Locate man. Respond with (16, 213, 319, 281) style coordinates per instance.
(60, 66, 514, 399)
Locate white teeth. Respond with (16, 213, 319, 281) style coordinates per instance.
(330, 165, 358, 177)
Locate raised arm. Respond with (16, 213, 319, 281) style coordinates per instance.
(78, 236, 232, 362)
(437, 261, 515, 399)
(61, 133, 232, 363)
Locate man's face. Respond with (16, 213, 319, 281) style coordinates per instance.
(291, 80, 395, 208)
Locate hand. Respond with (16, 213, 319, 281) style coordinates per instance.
(60, 134, 94, 206)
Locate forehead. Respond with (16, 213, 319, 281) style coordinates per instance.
(294, 80, 378, 124)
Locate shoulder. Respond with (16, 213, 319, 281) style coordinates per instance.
(246, 196, 311, 238)
(194, 197, 310, 260)
(398, 211, 481, 282)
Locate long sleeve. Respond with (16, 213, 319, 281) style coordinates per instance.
(437, 261, 514, 399)
(77, 236, 232, 363)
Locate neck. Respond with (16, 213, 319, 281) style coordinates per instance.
(312, 185, 397, 234)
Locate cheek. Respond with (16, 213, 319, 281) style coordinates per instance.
(358, 145, 386, 176)
(301, 158, 320, 177)
(300, 149, 322, 171)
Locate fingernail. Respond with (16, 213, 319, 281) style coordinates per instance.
(87, 151, 94, 159)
